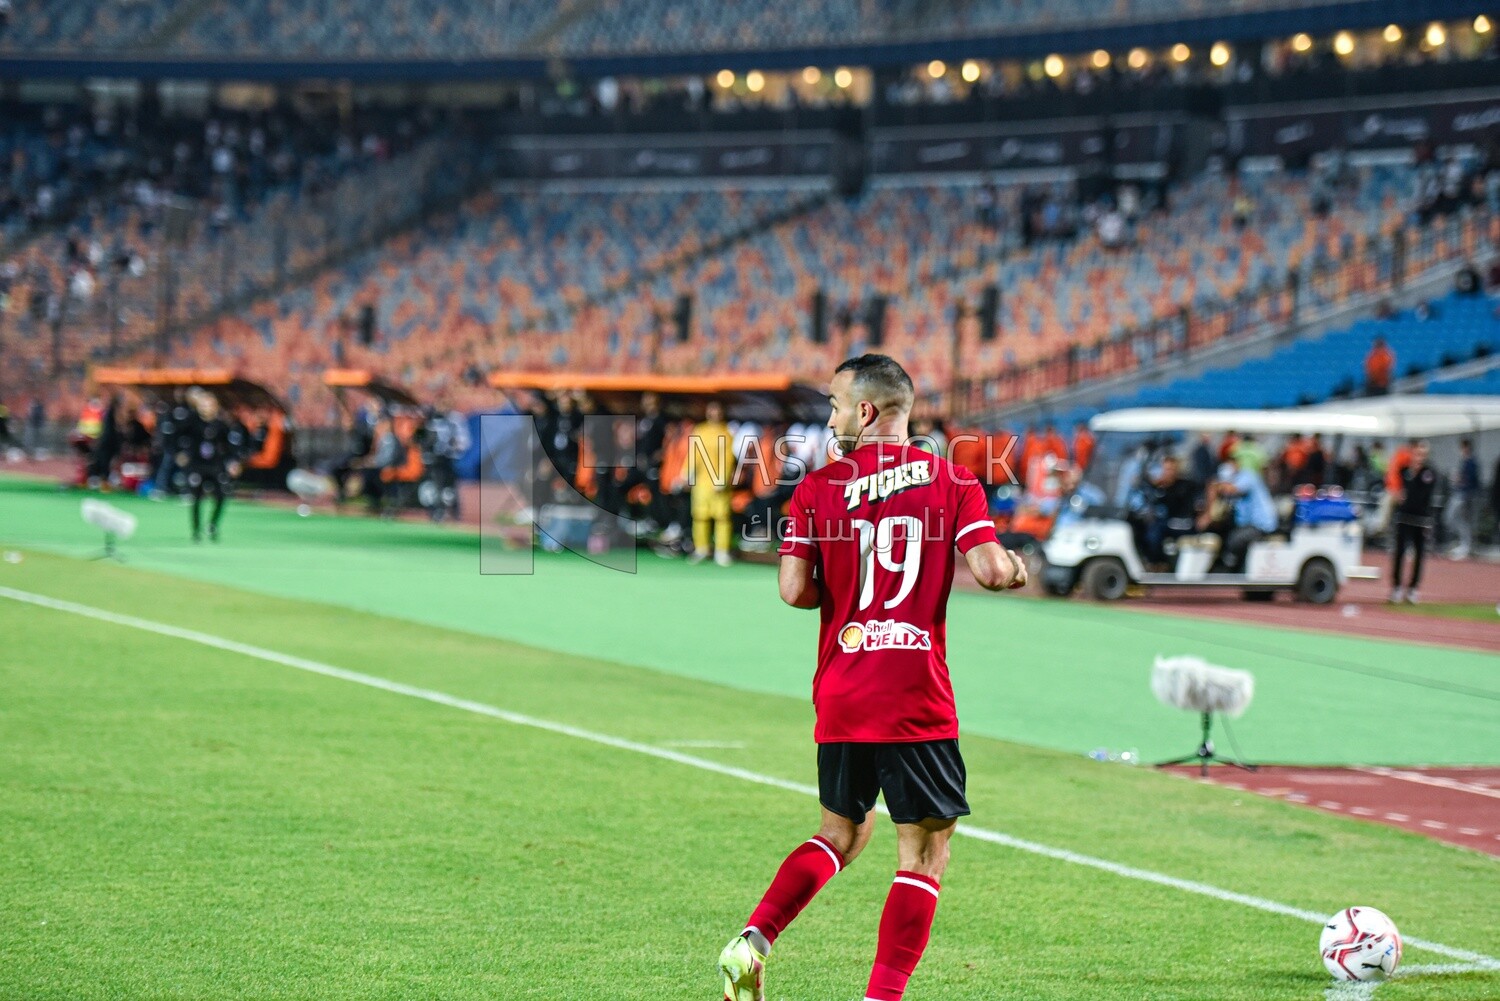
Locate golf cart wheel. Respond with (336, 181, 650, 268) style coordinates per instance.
(1296, 558, 1338, 605)
(1240, 589, 1275, 602)
(1081, 558, 1129, 601)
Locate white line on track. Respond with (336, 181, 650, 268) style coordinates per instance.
(1357, 766, 1500, 801)
(3, 585, 1498, 978)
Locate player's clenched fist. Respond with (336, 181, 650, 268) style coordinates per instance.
(1004, 550, 1029, 589)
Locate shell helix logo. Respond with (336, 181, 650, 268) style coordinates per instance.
(837, 620, 933, 653)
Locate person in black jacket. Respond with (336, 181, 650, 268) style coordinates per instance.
(177, 389, 246, 542)
(1138, 455, 1200, 567)
(87, 394, 122, 486)
(151, 390, 194, 496)
(1491, 454, 1500, 545)
(1389, 440, 1437, 604)
(331, 402, 377, 505)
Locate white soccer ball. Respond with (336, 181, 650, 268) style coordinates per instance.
(1320, 906, 1403, 981)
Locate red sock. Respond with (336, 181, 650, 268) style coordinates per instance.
(744, 835, 843, 945)
(864, 871, 940, 1001)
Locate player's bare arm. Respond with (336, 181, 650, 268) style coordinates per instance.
(965, 540, 1028, 591)
(778, 554, 821, 608)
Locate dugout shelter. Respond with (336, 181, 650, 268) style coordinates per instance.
(93, 367, 296, 489)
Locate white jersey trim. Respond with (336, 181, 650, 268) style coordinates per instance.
(892, 875, 940, 898)
(955, 520, 992, 541)
(807, 837, 843, 873)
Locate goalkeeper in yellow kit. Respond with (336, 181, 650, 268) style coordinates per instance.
(686, 400, 736, 566)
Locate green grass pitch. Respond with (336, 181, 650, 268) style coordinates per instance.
(1, 480, 1497, 999)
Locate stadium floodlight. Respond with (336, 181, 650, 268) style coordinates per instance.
(1334, 31, 1355, 55)
(1151, 655, 1256, 777)
(1127, 47, 1149, 69)
(834, 67, 853, 88)
(1426, 22, 1447, 46)
(746, 71, 765, 93)
(1091, 49, 1111, 69)
(961, 60, 981, 82)
(1383, 23, 1403, 42)
(1170, 43, 1190, 62)
(81, 499, 137, 561)
(927, 59, 946, 79)
(1210, 42, 1231, 66)
(1291, 32, 1313, 52)
(1477, 15, 1493, 33)
(716, 69, 734, 88)
(802, 66, 821, 85)
(1043, 54, 1065, 77)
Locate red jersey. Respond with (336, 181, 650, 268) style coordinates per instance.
(778, 442, 1000, 743)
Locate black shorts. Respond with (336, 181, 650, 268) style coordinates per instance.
(817, 740, 969, 825)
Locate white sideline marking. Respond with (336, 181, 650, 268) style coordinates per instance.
(1325, 964, 1488, 1001)
(2, 585, 1498, 976)
(1358, 766, 1500, 801)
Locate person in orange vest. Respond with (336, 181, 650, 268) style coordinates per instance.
(739, 424, 789, 552)
(1280, 433, 1309, 490)
(1017, 425, 1042, 490)
(1036, 423, 1068, 485)
(947, 426, 988, 481)
(655, 420, 694, 552)
(1377, 439, 1415, 534)
(1041, 424, 1067, 460)
(1217, 430, 1239, 464)
(1071, 421, 1096, 472)
(1364, 336, 1395, 396)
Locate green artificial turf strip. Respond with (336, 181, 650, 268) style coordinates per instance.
(1384, 603, 1500, 623)
(1, 552, 1498, 1001)
(2, 475, 1498, 766)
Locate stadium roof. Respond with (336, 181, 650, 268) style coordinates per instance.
(5, 0, 1478, 80)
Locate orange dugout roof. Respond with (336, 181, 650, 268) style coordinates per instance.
(487, 371, 828, 422)
(93, 367, 290, 414)
(322, 369, 422, 408)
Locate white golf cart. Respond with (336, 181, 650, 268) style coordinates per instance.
(1041, 396, 1500, 603)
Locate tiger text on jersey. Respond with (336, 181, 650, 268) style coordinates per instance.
(841, 460, 932, 510)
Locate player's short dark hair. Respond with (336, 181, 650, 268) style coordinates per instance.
(835, 354, 914, 414)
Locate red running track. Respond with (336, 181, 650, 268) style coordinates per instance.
(1130, 550, 1500, 654)
(1165, 765, 1500, 857)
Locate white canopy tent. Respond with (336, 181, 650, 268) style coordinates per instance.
(1089, 395, 1500, 438)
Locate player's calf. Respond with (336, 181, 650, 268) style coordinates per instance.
(865, 870, 942, 1001)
